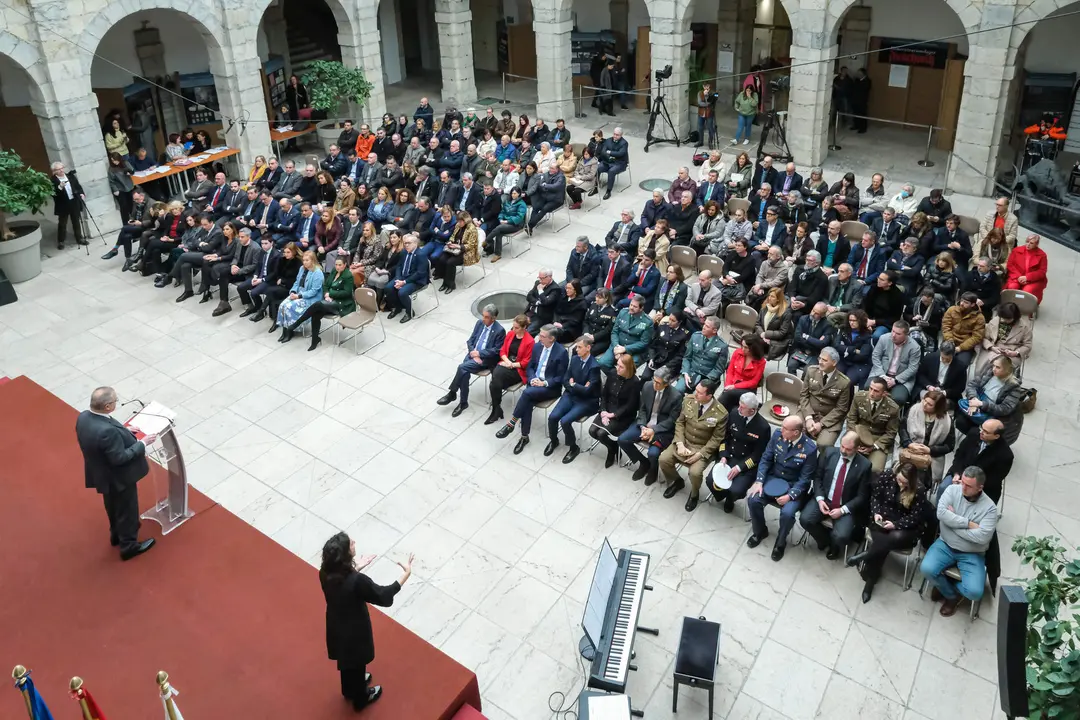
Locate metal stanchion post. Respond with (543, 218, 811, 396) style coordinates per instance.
(500, 73, 508, 104)
(828, 111, 842, 151)
(917, 125, 936, 168)
(575, 84, 585, 119)
(942, 151, 954, 196)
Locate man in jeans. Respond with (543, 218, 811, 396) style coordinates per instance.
(921, 466, 999, 617)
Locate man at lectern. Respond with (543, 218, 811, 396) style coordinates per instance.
(75, 386, 157, 561)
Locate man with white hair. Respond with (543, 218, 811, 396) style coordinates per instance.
(668, 166, 697, 204)
(526, 164, 567, 234)
(50, 161, 87, 249)
(799, 431, 873, 560)
(525, 269, 563, 335)
(797, 346, 851, 449)
(618, 367, 682, 485)
(705, 392, 771, 513)
(595, 127, 629, 200)
(75, 386, 158, 560)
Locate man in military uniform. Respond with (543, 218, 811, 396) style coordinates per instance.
(846, 376, 900, 472)
(747, 415, 818, 561)
(796, 346, 851, 451)
(641, 312, 692, 382)
(675, 316, 728, 393)
(705, 392, 771, 513)
(598, 295, 654, 369)
(658, 381, 728, 511)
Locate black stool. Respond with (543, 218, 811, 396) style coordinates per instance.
(672, 615, 721, 716)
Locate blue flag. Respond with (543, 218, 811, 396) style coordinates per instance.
(23, 675, 54, 720)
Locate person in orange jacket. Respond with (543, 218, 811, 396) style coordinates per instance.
(1024, 114, 1067, 141)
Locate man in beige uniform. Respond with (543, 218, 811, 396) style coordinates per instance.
(659, 380, 728, 512)
(797, 346, 851, 451)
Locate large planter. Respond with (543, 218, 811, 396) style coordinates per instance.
(0, 220, 43, 283)
(317, 121, 343, 152)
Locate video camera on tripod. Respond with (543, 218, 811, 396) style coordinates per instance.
(654, 64, 672, 83)
(644, 65, 680, 152)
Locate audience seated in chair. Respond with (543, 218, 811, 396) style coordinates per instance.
(658, 380, 728, 512)
(846, 376, 900, 472)
(705, 392, 770, 513)
(799, 431, 873, 560)
(797, 346, 851, 449)
(619, 367, 683, 486)
(546, 335, 604, 464)
(438, 303, 508, 417)
(495, 324, 569, 455)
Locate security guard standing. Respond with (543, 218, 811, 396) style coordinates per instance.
(641, 312, 692, 382)
(796, 346, 851, 451)
(676, 315, 729, 393)
(706, 391, 771, 513)
(746, 415, 818, 561)
(658, 380, 728, 511)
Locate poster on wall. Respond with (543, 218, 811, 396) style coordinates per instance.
(888, 64, 910, 88)
(265, 58, 287, 111)
(179, 72, 220, 126)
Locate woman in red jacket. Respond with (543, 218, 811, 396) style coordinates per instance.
(718, 334, 766, 410)
(315, 208, 343, 271)
(486, 314, 535, 425)
(1004, 234, 1048, 303)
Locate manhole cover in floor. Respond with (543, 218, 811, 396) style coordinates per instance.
(639, 178, 671, 192)
(475, 97, 504, 106)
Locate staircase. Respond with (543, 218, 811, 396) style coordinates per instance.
(283, 0, 342, 78)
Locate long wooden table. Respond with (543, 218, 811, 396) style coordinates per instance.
(270, 126, 319, 157)
(132, 147, 241, 195)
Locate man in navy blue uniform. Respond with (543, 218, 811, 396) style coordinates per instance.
(746, 415, 818, 561)
(438, 304, 507, 417)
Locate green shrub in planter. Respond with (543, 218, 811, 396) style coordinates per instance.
(0, 150, 53, 241)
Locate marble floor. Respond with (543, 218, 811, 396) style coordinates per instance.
(4, 120, 1078, 720)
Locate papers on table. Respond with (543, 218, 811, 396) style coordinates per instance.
(207, 146, 230, 154)
(134, 166, 175, 177)
(587, 694, 631, 720)
(276, 125, 294, 132)
(126, 401, 177, 436)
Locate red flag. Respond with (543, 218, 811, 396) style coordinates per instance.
(71, 687, 108, 720)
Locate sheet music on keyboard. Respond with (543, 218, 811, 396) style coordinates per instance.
(582, 538, 619, 648)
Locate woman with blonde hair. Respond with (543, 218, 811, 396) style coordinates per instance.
(748, 286, 793, 360)
(244, 155, 268, 189)
(367, 186, 394, 229)
(923, 252, 960, 298)
(434, 211, 479, 294)
(845, 462, 927, 603)
(275, 249, 324, 340)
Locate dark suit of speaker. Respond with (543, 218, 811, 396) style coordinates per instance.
(996, 585, 1029, 719)
(75, 410, 150, 554)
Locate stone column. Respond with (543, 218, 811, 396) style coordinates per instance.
(715, 0, 756, 100)
(786, 43, 837, 166)
(533, 5, 574, 121)
(211, 55, 272, 164)
(649, 29, 692, 140)
(353, 0, 388, 125)
(434, 0, 478, 106)
(609, 0, 629, 50)
(947, 44, 1015, 196)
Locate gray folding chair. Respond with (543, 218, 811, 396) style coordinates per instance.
(334, 287, 385, 354)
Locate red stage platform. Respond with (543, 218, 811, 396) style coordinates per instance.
(0, 376, 480, 719)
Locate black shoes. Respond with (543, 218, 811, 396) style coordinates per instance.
(308, 336, 322, 352)
(543, 439, 560, 457)
(846, 552, 868, 568)
(825, 546, 841, 561)
(121, 258, 134, 272)
(199, 291, 213, 304)
(154, 275, 168, 288)
(684, 494, 699, 512)
(437, 392, 457, 406)
(279, 328, 294, 344)
(562, 445, 580, 464)
(120, 538, 155, 561)
(513, 436, 529, 454)
(175, 290, 193, 303)
(239, 305, 258, 318)
(604, 447, 617, 468)
(861, 582, 874, 604)
(400, 311, 413, 324)
(747, 532, 769, 549)
(387, 308, 401, 320)
(268, 322, 279, 334)
(101, 248, 118, 260)
(110, 535, 119, 547)
(451, 403, 467, 417)
(662, 479, 685, 499)
(587, 188, 598, 197)
(603, 191, 612, 200)
(631, 462, 649, 481)
(644, 469, 658, 486)
(249, 310, 266, 322)
(212, 303, 231, 317)
(484, 408, 504, 425)
(723, 497, 735, 513)
(771, 543, 786, 562)
(495, 422, 515, 439)
(353, 685, 382, 711)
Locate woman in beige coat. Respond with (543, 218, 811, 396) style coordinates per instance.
(974, 301, 1032, 374)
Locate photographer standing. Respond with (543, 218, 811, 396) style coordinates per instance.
(696, 83, 717, 148)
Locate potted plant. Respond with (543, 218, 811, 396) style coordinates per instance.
(0, 149, 53, 283)
(304, 60, 374, 152)
(1011, 535, 1080, 720)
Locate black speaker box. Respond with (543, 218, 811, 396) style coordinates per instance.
(997, 584, 1029, 719)
(0, 268, 18, 307)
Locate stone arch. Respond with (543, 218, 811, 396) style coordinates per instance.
(250, 0, 359, 54)
(0, 29, 50, 106)
(78, 0, 229, 76)
(825, 0, 979, 45)
(1013, 0, 1080, 50)
(660, 0, 801, 35)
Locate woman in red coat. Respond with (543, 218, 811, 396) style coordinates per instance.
(718, 334, 766, 410)
(486, 314, 535, 425)
(1004, 234, 1048, 303)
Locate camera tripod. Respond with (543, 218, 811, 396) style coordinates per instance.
(644, 80, 680, 153)
(755, 109, 793, 164)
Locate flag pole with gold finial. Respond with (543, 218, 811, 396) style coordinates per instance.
(157, 671, 180, 720)
(11, 665, 33, 720)
(68, 678, 93, 720)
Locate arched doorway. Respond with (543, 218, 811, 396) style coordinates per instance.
(0, 45, 50, 174)
(809, 0, 972, 179)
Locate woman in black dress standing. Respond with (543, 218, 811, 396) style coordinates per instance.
(319, 532, 413, 711)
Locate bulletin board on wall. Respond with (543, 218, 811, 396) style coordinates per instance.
(866, 36, 964, 149)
